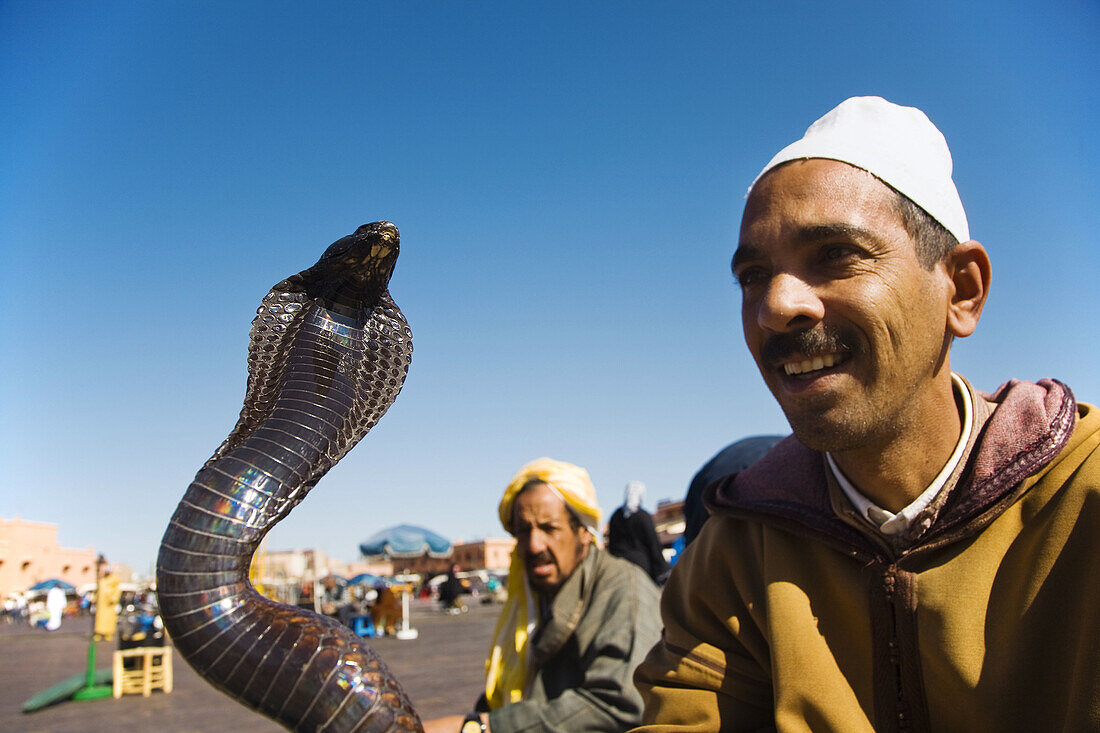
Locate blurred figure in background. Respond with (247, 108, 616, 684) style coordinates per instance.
(44, 585, 66, 631)
(370, 583, 402, 636)
(681, 435, 785, 547)
(438, 563, 468, 614)
(607, 481, 669, 583)
(94, 568, 121, 641)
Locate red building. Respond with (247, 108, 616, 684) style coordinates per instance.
(0, 516, 97, 597)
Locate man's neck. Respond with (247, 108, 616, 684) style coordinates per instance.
(829, 373, 964, 513)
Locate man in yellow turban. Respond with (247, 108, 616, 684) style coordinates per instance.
(94, 568, 121, 641)
(423, 458, 661, 733)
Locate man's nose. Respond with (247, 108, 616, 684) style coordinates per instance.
(524, 531, 547, 556)
(754, 272, 824, 333)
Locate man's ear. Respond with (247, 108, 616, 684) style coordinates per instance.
(944, 240, 991, 338)
(580, 526, 594, 547)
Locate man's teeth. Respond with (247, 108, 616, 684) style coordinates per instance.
(784, 354, 839, 376)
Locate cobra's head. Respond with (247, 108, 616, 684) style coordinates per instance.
(320, 221, 400, 286)
(299, 221, 401, 316)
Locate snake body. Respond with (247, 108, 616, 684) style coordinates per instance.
(156, 222, 421, 732)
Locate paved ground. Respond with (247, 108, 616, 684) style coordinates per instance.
(2, 599, 498, 732)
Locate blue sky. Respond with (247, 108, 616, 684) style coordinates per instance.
(2, 1, 1097, 573)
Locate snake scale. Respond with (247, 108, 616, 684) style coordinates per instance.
(156, 222, 422, 732)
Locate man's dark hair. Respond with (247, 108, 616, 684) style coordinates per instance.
(892, 190, 959, 269)
(757, 160, 960, 269)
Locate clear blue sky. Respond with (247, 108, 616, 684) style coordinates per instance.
(2, 1, 1097, 573)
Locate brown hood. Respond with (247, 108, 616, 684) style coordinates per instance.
(706, 378, 1078, 554)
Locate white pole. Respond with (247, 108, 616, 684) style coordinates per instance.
(395, 587, 418, 640)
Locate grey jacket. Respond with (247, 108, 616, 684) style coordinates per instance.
(488, 546, 661, 732)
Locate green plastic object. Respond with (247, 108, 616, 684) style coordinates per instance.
(22, 640, 113, 712)
(72, 642, 113, 700)
(21, 668, 113, 712)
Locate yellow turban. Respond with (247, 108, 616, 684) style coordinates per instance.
(485, 457, 602, 710)
(497, 457, 602, 534)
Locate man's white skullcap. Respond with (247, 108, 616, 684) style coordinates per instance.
(751, 96, 969, 243)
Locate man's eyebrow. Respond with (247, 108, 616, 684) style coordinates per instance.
(800, 222, 879, 243)
(731, 242, 760, 270)
(733, 222, 883, 270)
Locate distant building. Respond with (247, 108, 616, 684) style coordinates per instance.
(252, 547, 390, 605)
(260, 548, 380, 584)
(451, 537, 515, 573)
(250, 537, 518, 599)
(0, 516, 97, 597)
(652, 499, 686, 549)
(345, 558, 396, 579)
(385, 553, 453, 578)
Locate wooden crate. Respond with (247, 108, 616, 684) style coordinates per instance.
(112, 646, 174, 698)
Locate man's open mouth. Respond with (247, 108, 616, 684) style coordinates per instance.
(782, 352, 848, 376)
(528, 557, 554, 576)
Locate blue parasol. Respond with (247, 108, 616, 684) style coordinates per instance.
(348, 573, 386, 586)
(358, 524, 453, 559)
(28, 579, 76, 593)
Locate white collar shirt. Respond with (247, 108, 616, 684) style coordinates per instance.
(827, 373, 973, 537)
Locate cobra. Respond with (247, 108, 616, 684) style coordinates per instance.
(156, 222, 422, 732)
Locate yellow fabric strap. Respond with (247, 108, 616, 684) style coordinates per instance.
(484, 548, 535, 709)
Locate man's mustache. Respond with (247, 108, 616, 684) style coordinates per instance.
(526, 553, 553, 566)
(761, 325, 860, 365)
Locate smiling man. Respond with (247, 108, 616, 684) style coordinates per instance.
(633, 97, 1100, 731)
(425, 457, 660, 733)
